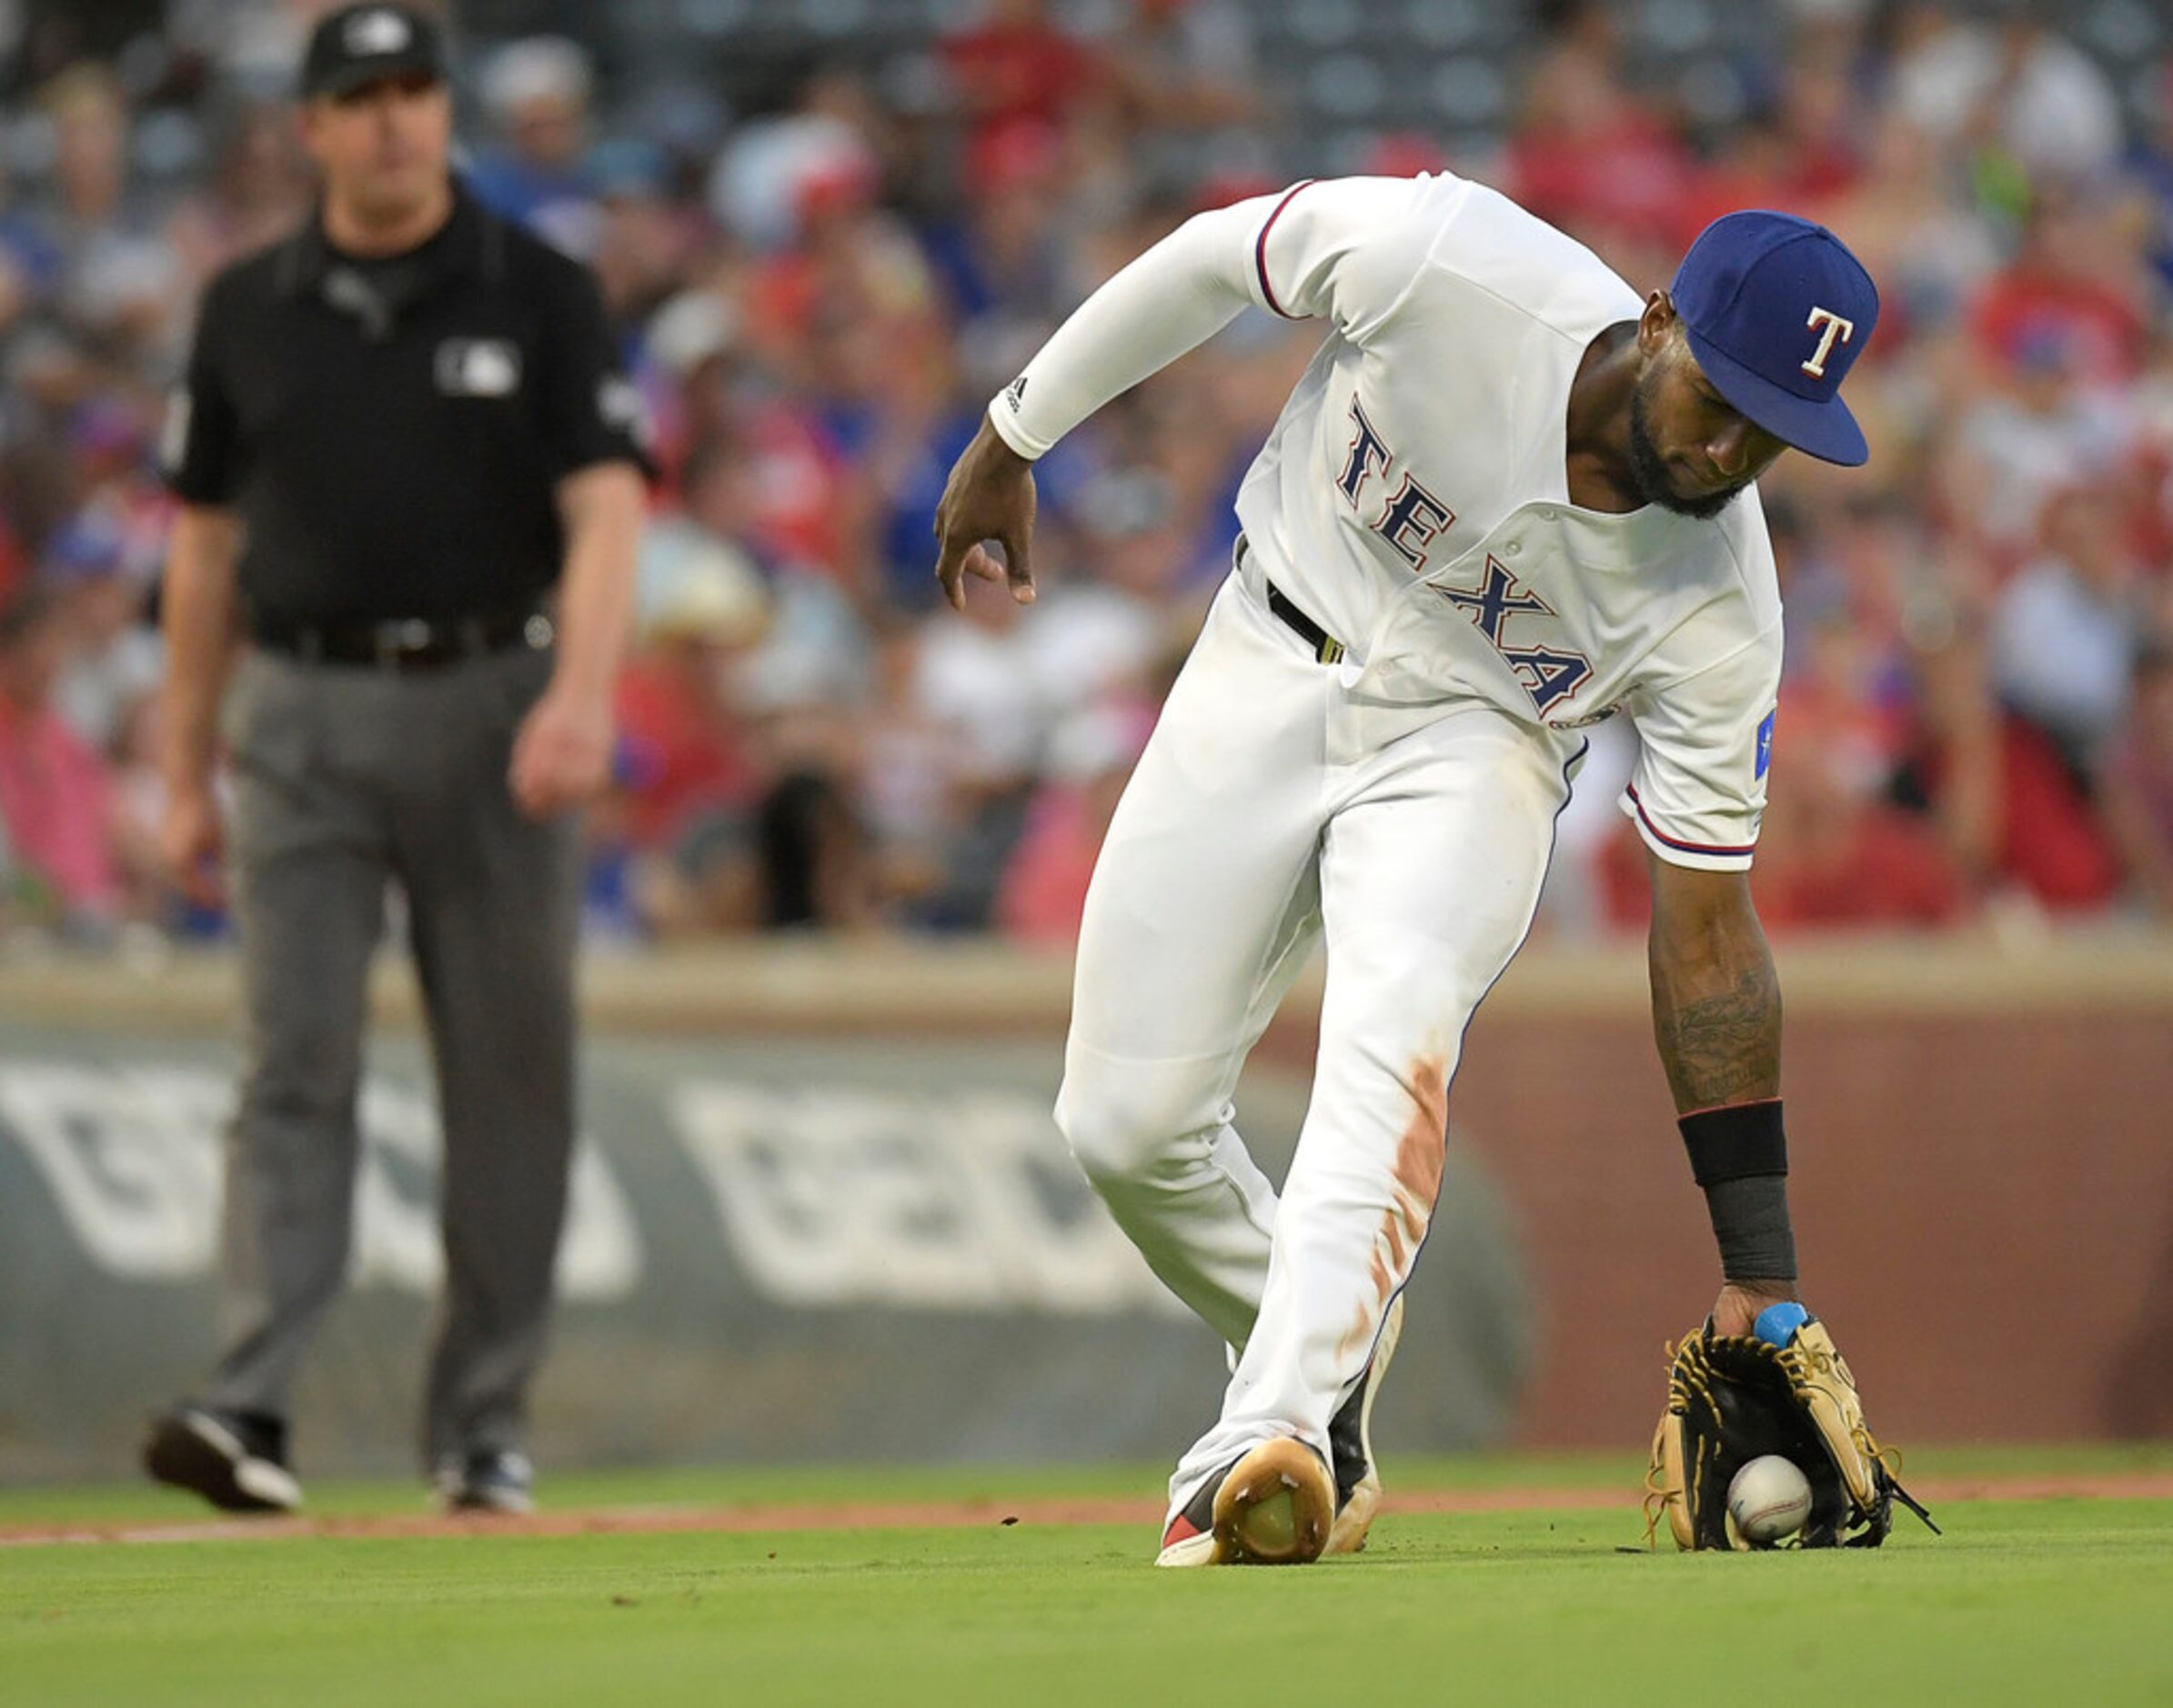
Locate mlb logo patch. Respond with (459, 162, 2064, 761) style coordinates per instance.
(435, 339, 523, 397)
(1755, 708, 1776, 779)
(346, 8, 412, 54)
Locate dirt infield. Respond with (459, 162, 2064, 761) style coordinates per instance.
(3, 1470, 2168, 1549)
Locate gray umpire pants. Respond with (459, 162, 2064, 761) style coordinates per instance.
(202, 639, 580, 1469)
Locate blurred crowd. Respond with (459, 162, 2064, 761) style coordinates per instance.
(2, 0, 2171, 951)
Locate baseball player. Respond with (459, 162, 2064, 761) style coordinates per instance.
(932, 174, 1879, 1565)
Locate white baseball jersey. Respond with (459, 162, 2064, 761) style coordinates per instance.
(991, 172, 1784, 871)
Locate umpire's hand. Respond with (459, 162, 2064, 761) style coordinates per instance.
(933, 417, 1037, 612)
(510, 684, 614, 819)
(159, 779, 225, 908)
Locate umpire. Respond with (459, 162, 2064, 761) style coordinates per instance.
(143, 5, 647, 1515)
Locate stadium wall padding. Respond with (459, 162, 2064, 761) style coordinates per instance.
(0, 1018, 1526, 1480)
(0, 934, 2168, 1476)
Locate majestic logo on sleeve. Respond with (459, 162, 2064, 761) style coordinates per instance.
(1800, 307, 1855, 379)
(1434, 557, 1592, 715)
(1756, 708, 1776, 779)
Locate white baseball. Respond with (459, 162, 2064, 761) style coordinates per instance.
(1727, 1455, 1812, 1545)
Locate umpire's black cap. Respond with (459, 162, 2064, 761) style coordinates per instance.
(299, 4, 447, 100)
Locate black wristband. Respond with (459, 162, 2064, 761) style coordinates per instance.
(1678, 1099, 1787, 1185)
(1679, 1100, 1796, 1281)
(1701, 1175, 1797, 1281)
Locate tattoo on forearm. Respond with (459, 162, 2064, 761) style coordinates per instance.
(1653, 961, 1782, 1111)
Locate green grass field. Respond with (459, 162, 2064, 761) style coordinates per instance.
(4, 1448, 2170, 1707)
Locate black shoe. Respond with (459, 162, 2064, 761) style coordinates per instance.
(435, 1450, 535, 1514)
(142, 1405, 302, 1513)
(1324, 1291, 1404, 1555)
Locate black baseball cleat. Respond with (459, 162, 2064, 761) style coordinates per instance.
(1324, 1291, 1405, 1556)
(142, 1404, 302, 1513)
(435, 1450, 536, 1515)
(1154, 1437, 1337, 1567)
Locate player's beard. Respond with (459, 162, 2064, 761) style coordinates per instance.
(1627, 374, 1749, 522)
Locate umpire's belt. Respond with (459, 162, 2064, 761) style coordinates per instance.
(252, 605, 551, 673)
(1236, 534, 1345, 666)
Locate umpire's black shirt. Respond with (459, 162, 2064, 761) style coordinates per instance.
(166, 184, 647, 627)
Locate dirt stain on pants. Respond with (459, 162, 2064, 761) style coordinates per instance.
(1340, 1051, 1447, 1361)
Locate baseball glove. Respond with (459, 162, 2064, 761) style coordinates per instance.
(1644, 1314, 1937, 1550)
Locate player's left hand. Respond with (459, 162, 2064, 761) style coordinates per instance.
(1709, 1278, 1796, 1339)
(510, 682, 614, 819)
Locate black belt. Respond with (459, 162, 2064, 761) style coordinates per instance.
(1237, 534, 1345, 665)
(1266, 584, 1345, 665)
(252, 607, 550, 673)
(1242, 538, 1338, 665)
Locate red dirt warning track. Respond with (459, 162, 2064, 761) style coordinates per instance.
(3, 1472, 2168, 1548)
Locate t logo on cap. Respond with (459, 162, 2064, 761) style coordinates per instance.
(1669, 209, 1880, 467)
(1801, 307, 1855, 379)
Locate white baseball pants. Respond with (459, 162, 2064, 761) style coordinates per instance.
(1055, 564, 1584, 1516)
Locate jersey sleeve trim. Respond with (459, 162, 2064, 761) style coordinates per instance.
(1623, 783, 1757, 859)
(1254, 179, 1318, 320)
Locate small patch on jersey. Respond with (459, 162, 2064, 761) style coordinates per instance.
(1755, 708, 1776, 779)
(598, 375, 650, 444)
(435, 338, 522, 397)
(160, 387, 192, 474)
(1003, 374, 1029, 413)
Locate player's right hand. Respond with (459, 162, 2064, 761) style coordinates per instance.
(159, 779, 225, 909)
(933, 417, 1037, 613)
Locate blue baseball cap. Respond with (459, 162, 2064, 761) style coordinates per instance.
(1671, 211, 1879, 467)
